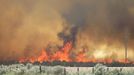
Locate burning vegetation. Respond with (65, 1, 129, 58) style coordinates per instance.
(0, 0, 134, 64)
(18, 41, 133, 64)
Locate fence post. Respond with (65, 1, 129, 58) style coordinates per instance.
(120, 68, 123, 72)
(39, 65, 42, 73)
(64, 67, 66, 75)
(92, 67, 94, 73)
(77, 67, 79, 75)
(107, 68, 109, 71)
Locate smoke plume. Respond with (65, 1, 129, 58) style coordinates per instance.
(0, 0, 134, 61)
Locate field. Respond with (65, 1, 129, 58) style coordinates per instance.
(0, 63, 134, 75)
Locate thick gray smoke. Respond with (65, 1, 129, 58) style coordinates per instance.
(58, 1, 89, 46)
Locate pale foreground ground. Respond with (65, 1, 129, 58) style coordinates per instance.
(0, 63, 134, 75)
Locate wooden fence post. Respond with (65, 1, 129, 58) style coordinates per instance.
(92, 68, 94, 73)
(64, 67, 66, 75)
(77, 67, 79, 75)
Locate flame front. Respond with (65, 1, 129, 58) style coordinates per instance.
(19, 41, 133, 64)
(19, 42, 72, 63)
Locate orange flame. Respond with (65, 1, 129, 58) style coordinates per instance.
(51, 42, 72, 62)
(18, 41, 133, 64)
(19, 42, 72, 63)
(76, 49, 89, 62)
(37, 49, 48, 63)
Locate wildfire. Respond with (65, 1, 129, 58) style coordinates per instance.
(18, 41, 132, 64)
(76, 49, 89, 62)
(19, 42, 72, 63)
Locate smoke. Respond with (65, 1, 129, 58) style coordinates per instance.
(0, 0, 134, 61)
(58, 1, 90, 46)
(0, 0, 65, 60)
